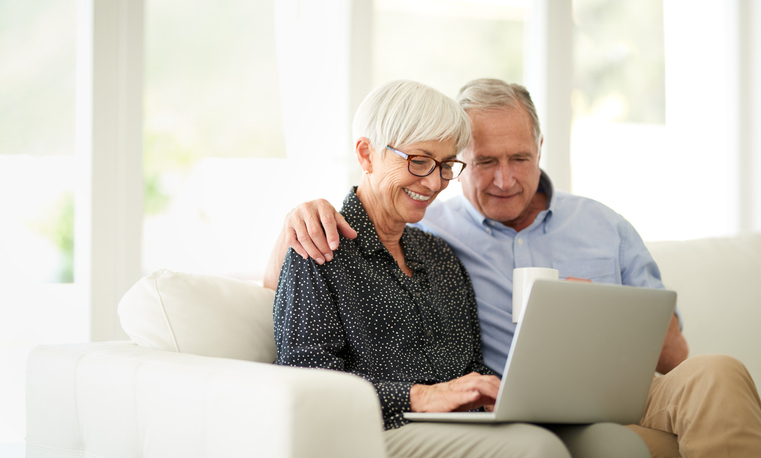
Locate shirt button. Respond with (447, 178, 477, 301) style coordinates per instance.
(427, 329, 432, 337)
(517, 237, 524, 245)
(415, 292, 421, 298)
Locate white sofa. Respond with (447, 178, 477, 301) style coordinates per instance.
(25, 234, 761, 458)
(25, 270, 386, 458)
(645, 233, 761, 388)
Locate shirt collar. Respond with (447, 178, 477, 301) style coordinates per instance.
(461, 169, 555, 232)
(539, 170, 555, 211)
(342, 187, 426, 269)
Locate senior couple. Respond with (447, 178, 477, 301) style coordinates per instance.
(268, 78, 761, 457)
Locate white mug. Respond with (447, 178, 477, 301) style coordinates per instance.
(512, 267, 559, 323)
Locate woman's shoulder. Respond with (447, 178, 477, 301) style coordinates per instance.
(405, 225, 459, 259)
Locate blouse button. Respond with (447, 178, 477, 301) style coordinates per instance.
(414, 292, 421, 298)
(427, 329, 432, 337)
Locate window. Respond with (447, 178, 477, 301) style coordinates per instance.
(0, 1, 77, 284)
(143, 0, 287, 280)
(374, 0, 525, 95)
(570, 0, 742, 240)
(0, 0, 87, 445)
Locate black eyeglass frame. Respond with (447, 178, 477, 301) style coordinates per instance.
(385, 145, 467, 180)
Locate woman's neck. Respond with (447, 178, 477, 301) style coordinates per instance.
(356, 182, 412, 276)
(356, 183, 406, 244)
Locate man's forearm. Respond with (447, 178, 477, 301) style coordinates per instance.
(263, 228, 289, 290)
(656, 313, 689, 374)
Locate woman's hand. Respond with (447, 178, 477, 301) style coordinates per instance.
(409, 372, 501, 413)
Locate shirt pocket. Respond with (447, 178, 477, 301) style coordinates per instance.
(553, 258, 618, 284)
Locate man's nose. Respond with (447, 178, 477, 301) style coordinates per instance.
(494, 164, 514, 189)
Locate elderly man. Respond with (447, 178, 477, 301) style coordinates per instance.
(265, 78, 761, 457)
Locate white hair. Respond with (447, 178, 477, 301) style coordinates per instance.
(457, 78, 542, 148)
(352, 80, 471, 155)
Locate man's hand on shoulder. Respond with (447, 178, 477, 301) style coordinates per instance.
(285, 199, 357, 264)
(263, 199, 357, 290)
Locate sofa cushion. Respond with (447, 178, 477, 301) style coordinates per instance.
(646, 233, 761, 389)
(118, 269, 276, 363)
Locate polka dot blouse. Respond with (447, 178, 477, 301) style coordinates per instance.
(274, 188, 494, 430)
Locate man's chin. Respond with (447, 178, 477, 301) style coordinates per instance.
(481, 205, 520, 225)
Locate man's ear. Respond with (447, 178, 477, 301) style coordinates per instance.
(356, 137, 374, 174)
(537, 135, 544, 162)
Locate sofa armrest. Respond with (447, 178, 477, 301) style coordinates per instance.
(26, 341, 387, 458)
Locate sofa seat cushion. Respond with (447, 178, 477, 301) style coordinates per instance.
(118, 269, 276, 363)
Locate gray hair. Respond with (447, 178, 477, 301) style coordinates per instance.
(456, 78, 542, 147)
(352, 80, 471, 156)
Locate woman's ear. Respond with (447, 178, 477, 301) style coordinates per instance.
(356, 137, 374, 174)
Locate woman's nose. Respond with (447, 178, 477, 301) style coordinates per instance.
(420, 168, 444, 192)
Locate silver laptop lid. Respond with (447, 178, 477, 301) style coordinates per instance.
(492, 280, 676, 424)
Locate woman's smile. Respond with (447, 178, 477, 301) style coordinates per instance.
(403, 188, 433, 202)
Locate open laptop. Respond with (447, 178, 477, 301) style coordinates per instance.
(404, 280, 676, 425)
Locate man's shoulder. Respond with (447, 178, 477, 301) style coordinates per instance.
(553, 191, 628, 222)
(425, 194, 467, 217)
(419, 195, 477, 234)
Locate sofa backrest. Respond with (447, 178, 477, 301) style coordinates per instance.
(646, 233, 761, 387)
(118, 269, 277, 363)
(120, 234, 761, 388)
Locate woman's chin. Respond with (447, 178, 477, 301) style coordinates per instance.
(403, 209, 428, 225)
(397, 192, 436, 224)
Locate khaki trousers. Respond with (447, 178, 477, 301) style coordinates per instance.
(628, 354, 761, 458)
(384, 421, 649, 458)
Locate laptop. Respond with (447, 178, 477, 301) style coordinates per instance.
(404, 280, 676, 425)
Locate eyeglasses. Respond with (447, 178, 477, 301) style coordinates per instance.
(386, 146, 467, 180)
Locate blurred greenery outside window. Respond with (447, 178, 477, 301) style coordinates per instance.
(570, 0, 669, 241)
(0, 0, 76, 284)
(143, 0, 285, 278)
(572, 0, 665, 125)
(374, 0, 524, 101)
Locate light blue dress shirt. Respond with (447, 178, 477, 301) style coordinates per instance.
(415, 171, 670, 375)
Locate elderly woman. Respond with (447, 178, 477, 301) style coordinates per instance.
(272, 80, 578, 457)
